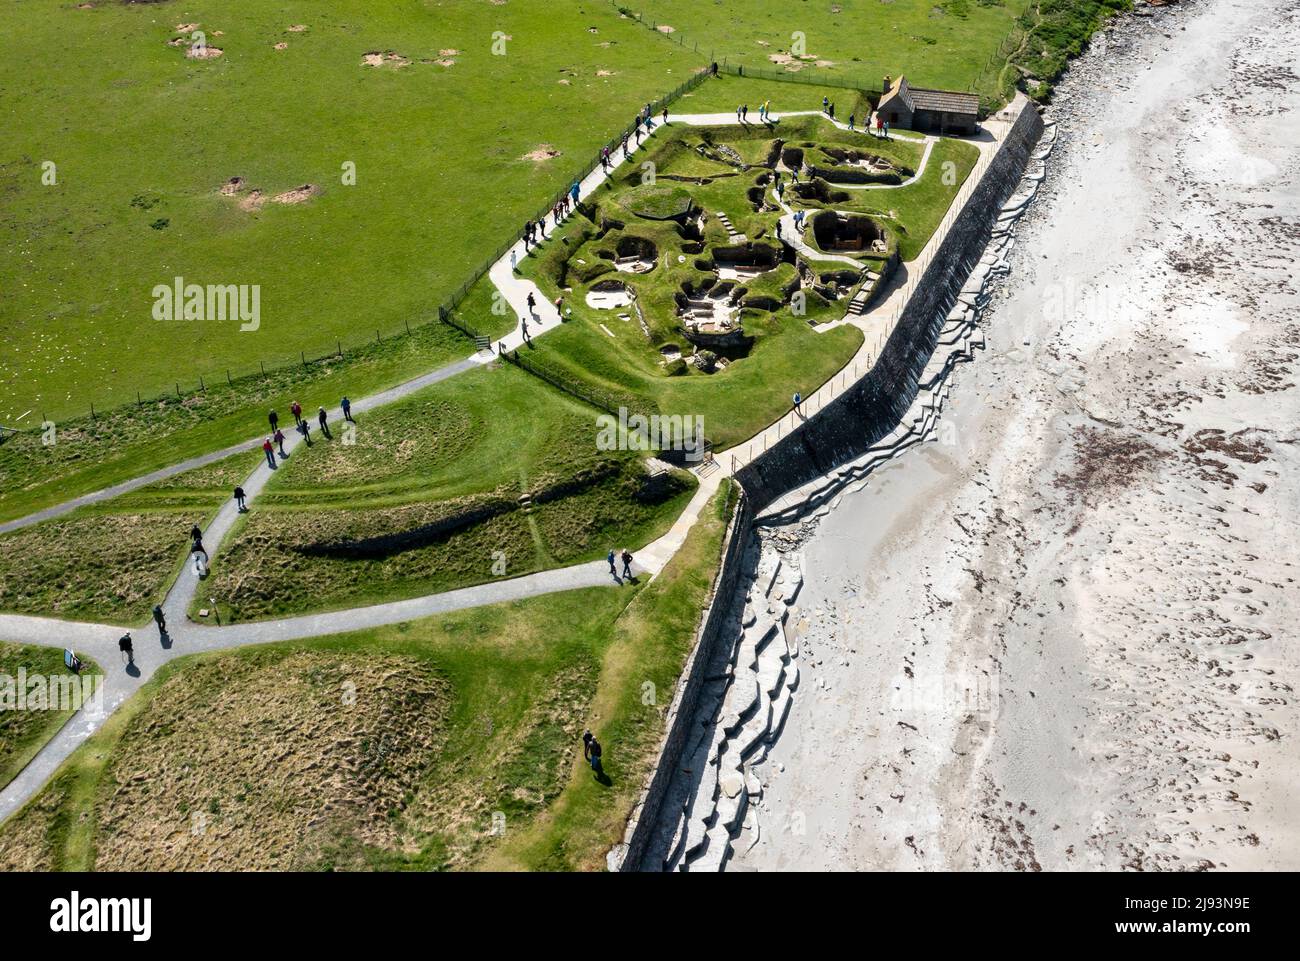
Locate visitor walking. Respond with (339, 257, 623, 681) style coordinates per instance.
(822, 96, 829, 113)
(582, 730, 604, 777)
(274, 427, 287, 457)
(118, 633, 134, 666)
(661, 107, 668, 125)
(341, 396, 353, 422)
(290, 400, 303, 427)
(152, 604, 166, 635)
(736, 104, 743, 122)
(849, 113, 855, 131)
(828, 102, 835, 121)
(510, 249, 518, 272)
(234, 485, 247, 512)
(297, 418, 312, 446)
(526, 291, 536, 314)
(620, 548, 633, 580)
(190, 524, 207, 560)
(263, 437, 277, 469)
(318, 406, 331, 439)
(793, 391, 802, 415)
(268, 409, 279, 432)
(607, 548, 617, 577)
(520, 316, 531, 345)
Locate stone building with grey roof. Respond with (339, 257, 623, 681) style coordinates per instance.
(875, 75, 980, 135)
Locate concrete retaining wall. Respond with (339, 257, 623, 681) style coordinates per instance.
(736, 104, 1045, 511)
(612, 102, 1043, 870)
(613, 484, 753, 871)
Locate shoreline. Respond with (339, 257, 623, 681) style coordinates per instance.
(659, 0, 1300, 872)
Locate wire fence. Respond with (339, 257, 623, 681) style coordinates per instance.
(500, 347, 619, 417)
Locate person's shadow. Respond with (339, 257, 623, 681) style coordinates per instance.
(159, 628, 172, 650)
(594, 769, 612, 787)
(125, 659, 141, 678)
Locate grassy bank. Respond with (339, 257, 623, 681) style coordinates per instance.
(0, 644, 102, 792)
(0, 482, 736, 871)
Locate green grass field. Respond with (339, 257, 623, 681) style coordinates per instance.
(623, 0, 1033, 93)
(0, 0, 703, 423)
(0, 482, 733, 871)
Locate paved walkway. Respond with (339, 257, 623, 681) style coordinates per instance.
(0, 99, 1028, 828)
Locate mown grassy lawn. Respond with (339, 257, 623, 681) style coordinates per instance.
(199, 363, 695, 622)
(1, 0, 704, 423)
(0, 644, 102, 793)
(624, 0, 1033, 95)
(0, 482, 735, 872)
(0, 452, 258, 625)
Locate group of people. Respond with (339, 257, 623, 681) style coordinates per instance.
(736, 100, 773, 124)
(607, 547, 635, 582)
(822, 95, 890, 137)
(261, 397, 353, 469)
(517, 105, 675, 272)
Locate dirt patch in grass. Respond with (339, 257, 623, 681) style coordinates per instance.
(91, 649, 449, 870)
(272, 184, 318, 205)
(238, 189, 264, 211)
(219, 176, 243, 196)
(286, 24, 308, 33)
(185, 46, 223, 61)
(523, 145, 561, 162)
(363, 51, 410, 68)
(273, 42, 287, 51)
(656, 25, 675, 34)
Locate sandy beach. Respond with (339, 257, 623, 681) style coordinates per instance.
(727, 0, 1300, 871)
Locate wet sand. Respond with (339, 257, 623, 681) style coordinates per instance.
(731, 0, 1300, 871)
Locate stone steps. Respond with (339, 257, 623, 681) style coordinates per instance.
(665, 554, 804, 872)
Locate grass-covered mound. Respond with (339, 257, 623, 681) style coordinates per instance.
(200, 363, 694, 622)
